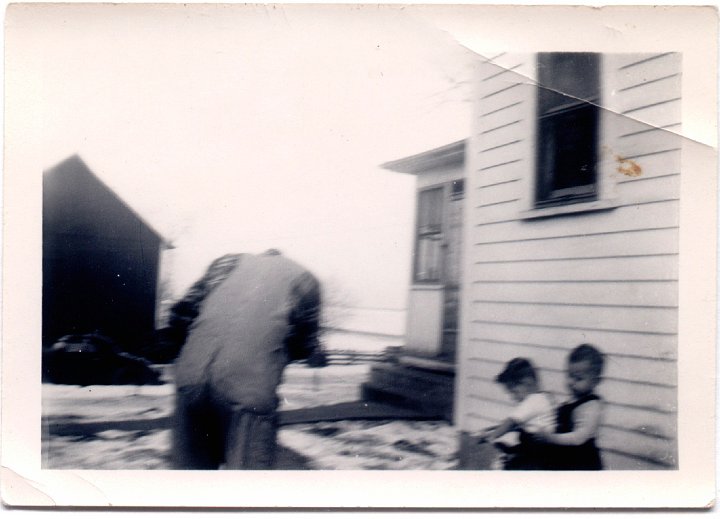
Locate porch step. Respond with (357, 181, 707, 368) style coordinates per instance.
(397, 355, 455, 374)
(360, 361, 455, 422)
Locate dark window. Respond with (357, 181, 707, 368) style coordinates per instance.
(536, 53, 601, 208)
(450, 179, 465, 201)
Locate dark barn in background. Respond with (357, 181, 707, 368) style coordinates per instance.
(43, 155, 166, 354)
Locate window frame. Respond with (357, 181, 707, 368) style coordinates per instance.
(413, 179, 465, 284)
(521, 52, 619, 220)
(536, 52, 600, 207)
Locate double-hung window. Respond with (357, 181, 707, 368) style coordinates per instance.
(415, 187, 444, 282)
(414, 179, 465, 283)
(535, 52, 601, 208)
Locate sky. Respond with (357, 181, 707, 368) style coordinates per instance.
(33, 4, 477, 311)
(30, 3, 714, 315)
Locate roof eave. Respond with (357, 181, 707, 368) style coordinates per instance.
(380, 139, 466, 175)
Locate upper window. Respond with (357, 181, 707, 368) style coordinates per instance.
(535, 53, 601, 208)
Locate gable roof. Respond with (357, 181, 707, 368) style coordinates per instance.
(44, 155, 173, 248)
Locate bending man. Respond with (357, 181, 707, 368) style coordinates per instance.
(168, 249, 322, 469)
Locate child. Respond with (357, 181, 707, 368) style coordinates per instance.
(479, 357, 556, 470)
(537, 344, 605, 470)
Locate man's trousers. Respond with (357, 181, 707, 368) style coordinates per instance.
(172, 384, 278, 469)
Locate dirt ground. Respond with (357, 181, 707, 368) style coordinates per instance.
(42, 363, 459, 470)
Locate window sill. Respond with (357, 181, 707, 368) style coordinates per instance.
(410, 283, 445, 291)
(520, 198, 620, 220)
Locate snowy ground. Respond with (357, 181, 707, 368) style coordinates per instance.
(42, 363, 459, 470)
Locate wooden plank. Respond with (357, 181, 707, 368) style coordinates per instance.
(481, 80, 525, 103)
(602, 450, 669, 470)
(473, 198, 522, 223)
(466, 356, 676, 399)
(473, 159, 527, 188)
(477, 100, 527, 132)
(467, 321, 677, 360)
(475, 177, 523, 205)
(609, 111, 670, 138)
(603, 405, 677, 439)
(613, 52, 676, 69)
(475, 167, 522, 190)
(460, 392, 677, 443)
(467, 160, 524, 191)
(599, 425, 677, 467)
(604, 355, 677, 391)
(477, 140, 526, 171)
(513, 59, 537, 81)
(477, 62, 529, 96)
(456, 429, 672, 470)
(477, 118, 525, 148)
(472, 227, 679, 263)
(478, 91, 526, 117)
(616, 74, 682, 115)
(471, 299, 677, 336)
(616, 174, 680, 203)
(467, 340, 677, 387)
(459, 410, 676, 469)
(612, 128, 683, 163)
(618, 98, 682, 129)
(614, 53, 682, 90)
(546, 378, 676, 413)
(470, 255, 678, 283)
(477, 127, 526, 156)
(481, 54, 529, 75)
(613, 150, 680, 179)
(477, 60, 528, 96)
(601, 111, 681, 180)
(466, 377, 676, 414)
(472, 200, 679, 243)
(469, 375, 677, 414)
(462, 387, 677, 442)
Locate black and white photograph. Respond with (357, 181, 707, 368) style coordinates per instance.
(1, 3, 717, 509)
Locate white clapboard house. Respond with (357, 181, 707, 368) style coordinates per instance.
(366, 52, 681, 470)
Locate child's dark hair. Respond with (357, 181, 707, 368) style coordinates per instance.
(495, 357, 537, 386)
(568, 343, 605, 377)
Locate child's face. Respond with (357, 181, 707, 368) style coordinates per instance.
(567, 360, 600, 398)
(505, 379, 535, 403)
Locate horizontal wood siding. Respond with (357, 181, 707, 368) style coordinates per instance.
(472, 227, 679, 263)
(458, 53, 680, 469)
(469, 345, 676, 395)
(468, 322, 677, 360)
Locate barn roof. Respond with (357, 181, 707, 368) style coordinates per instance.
(44, 155, 174, 248)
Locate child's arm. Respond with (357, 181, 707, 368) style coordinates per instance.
(481, 393, 546, 441)
(541, 400, 602, 446)
(480, 418, 518, 442)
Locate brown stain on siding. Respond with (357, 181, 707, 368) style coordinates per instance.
(615, 155, 642, 177)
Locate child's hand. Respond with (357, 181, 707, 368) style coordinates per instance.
(477, 426, 496, 443)
(529, 430, 554, 443)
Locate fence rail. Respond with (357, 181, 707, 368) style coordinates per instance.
(308, 350, 389, 366)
